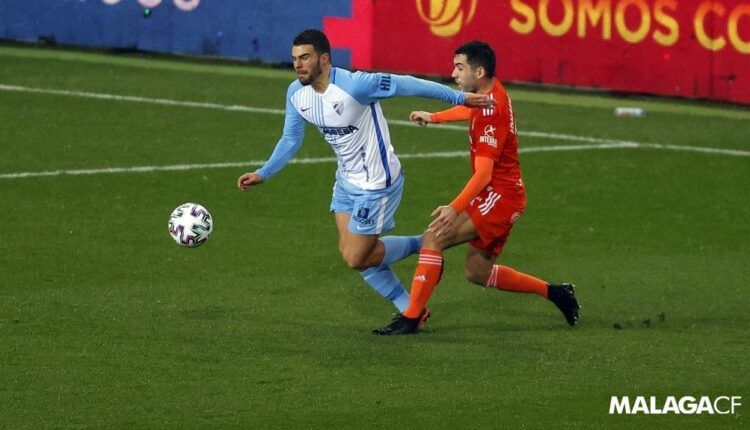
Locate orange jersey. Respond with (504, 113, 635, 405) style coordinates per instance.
(431, 78, 523, 191)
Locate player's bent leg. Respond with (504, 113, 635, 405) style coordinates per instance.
(378, 235, 423, 266)
(471, 247, 581, 326)
(464, 246, 498, 286)
(402, 214, 477, 318)
(341, 234, 422, 270)
(333, 173, 416, 270)
(422, 211, 478, 251)
(374, 213, 479, 335)
(334, 212, 379, 270)
(335, 212, 411, 312)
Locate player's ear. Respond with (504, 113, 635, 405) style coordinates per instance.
(320, 52, 331, 65)
(475, 66, 486, 80)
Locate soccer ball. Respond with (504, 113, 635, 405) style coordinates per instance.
(168, 202, 213, 247)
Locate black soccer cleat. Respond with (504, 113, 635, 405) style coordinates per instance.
(548, 283, 581, 326)
(373, 308, 430, 335)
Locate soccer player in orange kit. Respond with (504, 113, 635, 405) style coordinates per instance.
(374, 41, 580, 335)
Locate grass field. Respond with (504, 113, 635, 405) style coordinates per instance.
(1, 45, 749, 429)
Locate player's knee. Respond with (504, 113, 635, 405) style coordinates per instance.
(421, 229, 448, 251)
(342, 250, 369, 271)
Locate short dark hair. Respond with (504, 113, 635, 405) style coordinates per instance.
(455, 41, 496, 78)
(293, 29, 331, 58)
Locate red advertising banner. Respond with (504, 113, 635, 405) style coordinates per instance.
(325, 0, 750, 104)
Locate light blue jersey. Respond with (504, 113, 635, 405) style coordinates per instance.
(256, 68, 466, 190)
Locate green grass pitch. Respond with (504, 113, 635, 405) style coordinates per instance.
(0, 45, 748, 428)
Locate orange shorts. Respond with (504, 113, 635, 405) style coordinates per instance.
(465, 185, 526, 256)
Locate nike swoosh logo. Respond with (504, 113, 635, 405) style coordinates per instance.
(356, 225, 369, 231)
(301, 107, 310, 112)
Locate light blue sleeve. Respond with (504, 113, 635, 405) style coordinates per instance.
(348, 71, 466, 105)
(256, 83, 306, 181)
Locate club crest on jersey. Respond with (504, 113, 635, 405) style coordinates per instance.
(332, 100, 344, 115)
(480, 124, 498, 147)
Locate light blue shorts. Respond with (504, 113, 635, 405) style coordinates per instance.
(330, 172, 404, 235)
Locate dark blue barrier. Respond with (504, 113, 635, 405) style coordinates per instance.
(0, 0, 352, 67)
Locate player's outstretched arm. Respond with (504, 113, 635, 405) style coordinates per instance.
(356, 72, 481, 107)
(410, 105, 473, 127)
(390, 75, 493, 108)
(237, 82, 306, 191)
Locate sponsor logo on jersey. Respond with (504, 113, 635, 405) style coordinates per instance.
(321, 125, 359, 136)
(479, 124, 498, 147)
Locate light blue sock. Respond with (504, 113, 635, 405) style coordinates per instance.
(379, 235, 423, 266)
(360, 265, 410, 312)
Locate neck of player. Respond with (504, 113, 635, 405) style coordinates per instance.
(476, 77, 493, 95)
(312, 64, 332, 93)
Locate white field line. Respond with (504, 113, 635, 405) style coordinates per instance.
(0, 83, 287, 115)
(0, 84, 748, 180)
(3, 142, 743, 180)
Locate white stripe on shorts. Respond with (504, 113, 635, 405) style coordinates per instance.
(376, 195, 388, 233)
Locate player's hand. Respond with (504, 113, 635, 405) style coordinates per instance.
(237, 172, 264, 191)
(463, 92, 495, 108)
(428, 205, 458, 237)
(409, 111, 433, 127)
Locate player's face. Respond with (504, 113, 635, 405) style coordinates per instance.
(451, 54, 479, 93)
(292, 45, 323, 85)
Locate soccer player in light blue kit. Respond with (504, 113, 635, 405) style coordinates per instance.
(237, 29, 492, 326)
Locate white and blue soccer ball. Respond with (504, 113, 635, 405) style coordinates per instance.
(168, 202, 213, 247)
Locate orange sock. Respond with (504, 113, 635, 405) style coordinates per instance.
(486, 265, 548, 298)
(403, 249, 444, 318)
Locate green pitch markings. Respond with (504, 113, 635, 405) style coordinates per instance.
(2, 142, 748, 180)
(0, 45, 297, 80)
(0, 83, 747, 180)
(1, 45, 748, 120)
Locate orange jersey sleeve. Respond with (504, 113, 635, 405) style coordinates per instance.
(449, 156, 494, 213)
(431, 105, 472, 123)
